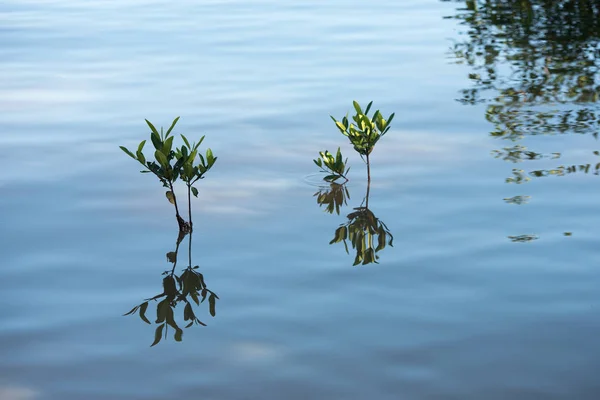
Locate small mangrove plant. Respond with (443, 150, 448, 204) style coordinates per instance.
(330, 101, 394, 182)
(120, 117, 217, 232)
(313, 148, 350, 183)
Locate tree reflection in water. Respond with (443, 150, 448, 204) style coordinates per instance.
(445, 0, 600, 239)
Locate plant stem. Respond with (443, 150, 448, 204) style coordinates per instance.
(365, 179, 371, 210)
(366, 153, 371, 184)
(168, 180, 186, 231)
(187, 184, 193, 231)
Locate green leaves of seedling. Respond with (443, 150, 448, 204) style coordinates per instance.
(120, 117, 218, 231)
(314, 147, 350, 182)
(331, 101, 394, 159)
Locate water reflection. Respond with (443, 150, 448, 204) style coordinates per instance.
(316, 181, 393, 266)
(446, 0, 600, 239)
(124, 230, 218, 346)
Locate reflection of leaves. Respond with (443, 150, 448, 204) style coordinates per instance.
(330, 206, 393, 266)
(124, 232, 218, 346)
(314, 183, 350, 215)
(447, 0, 600, 139)
(492, 145, 559, 163)
(506, 169, 530, 184)
(503, 195, 530, 205)
(529, 161, 600, 177)
(166, 251, 177, 263)
(508, 234, 539, 243)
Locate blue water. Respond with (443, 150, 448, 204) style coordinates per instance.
(1, 1, 599, 399)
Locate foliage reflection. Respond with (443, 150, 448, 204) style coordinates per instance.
(316, 181, 393, 265)
(446, 0, 600, 239)
(124, 230, 218, 346)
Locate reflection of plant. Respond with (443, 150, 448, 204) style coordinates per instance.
(508, 234, 538, 243)
(330, 205, 394, 265)
(313, 148, 350, 183)
(330, 101, 394, 182)
(124, 230, 218, 346)
(314, 182, 350, 215)
(120, 117, 216, 232)
(321, 179, 393, 266)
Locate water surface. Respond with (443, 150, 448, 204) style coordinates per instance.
(1, 0, 599, 399)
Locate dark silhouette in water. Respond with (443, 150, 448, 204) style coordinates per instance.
(124, 229, 218, 346)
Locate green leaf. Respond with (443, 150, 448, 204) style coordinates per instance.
(206, 148, 213, 162)
(145, 119, 160, 136)
(386, 113, 395, 127)
(155, 150, 168, 167)
(150, 324, 164, 347)
(139, 302, 151, 324)
(208, 294, 216, 317)
(137, 140, 146, 154)
(181, 134, 191, 149)
(136, 151, 146, 165)
(191, 186, 198, 197)
(166, 116, 180, 136)
(119, 146, 136, 160)
(166, 191, 175, 205)
(162, 136, 174, 156)
(150, 132, 162, 150)
(364, 101, 373, 115)
(353, 100, 363, 114)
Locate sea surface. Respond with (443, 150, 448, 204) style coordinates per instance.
(1, 1, 599, 399)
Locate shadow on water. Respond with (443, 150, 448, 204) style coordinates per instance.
(445, 0, 600, 240)
(315, 180, 393, 266)
(124, 230, 219, 346)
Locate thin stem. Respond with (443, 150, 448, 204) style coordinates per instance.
(168, 180, 187, 231)
(365, 178, 371, 210)
(187, 183, 193, 231)
(366, 153, 371, 184)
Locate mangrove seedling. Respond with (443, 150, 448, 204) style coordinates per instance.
(174, 136, 217, 230)
(120, 117, 189, 231)
(313, 147, 350, 183)
(330, 101, 394, 182)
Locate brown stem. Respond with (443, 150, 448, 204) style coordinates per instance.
(168, 181, 187, 231)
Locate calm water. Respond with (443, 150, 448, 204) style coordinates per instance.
(1, 0, 600, 399)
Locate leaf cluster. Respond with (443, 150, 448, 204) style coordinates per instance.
(330, 207, 394, 266)
(330, 101, 394, 158)
(119, 117, 217, 202)
(313, 147, 350, 182)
